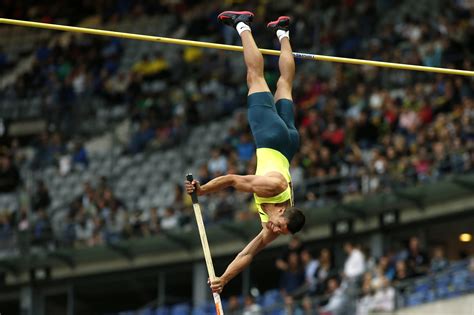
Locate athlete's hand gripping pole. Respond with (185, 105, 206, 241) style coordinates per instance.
(186, 174, 224, 315)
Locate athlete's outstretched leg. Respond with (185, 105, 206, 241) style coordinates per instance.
(268, 16, 295, 102)
(268, 17, 299, 161)
(218, 11, 270, 95)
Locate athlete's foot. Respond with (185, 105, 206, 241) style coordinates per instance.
(218, 11, 254, 28)
(267, 16, 291, 32)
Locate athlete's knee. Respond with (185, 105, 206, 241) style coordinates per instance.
(246, 69, 265, 86)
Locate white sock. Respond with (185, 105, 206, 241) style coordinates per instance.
(236, 22, 251, 35)
(276, 29, 289, 42)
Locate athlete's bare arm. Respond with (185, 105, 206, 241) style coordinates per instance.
(184, 173, 287, 197)
(209, 223, 278, 293)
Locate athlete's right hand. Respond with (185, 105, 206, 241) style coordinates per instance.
(185, 180, 203, 196)
(208, 277, 225, 294)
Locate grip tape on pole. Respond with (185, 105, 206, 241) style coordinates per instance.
(186, 173, 199, 204)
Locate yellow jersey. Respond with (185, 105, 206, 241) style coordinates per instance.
(254, 148, 293, 222)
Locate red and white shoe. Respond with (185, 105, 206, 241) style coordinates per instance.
(218, 11, 254, 28)
(267, 16, 291, 32)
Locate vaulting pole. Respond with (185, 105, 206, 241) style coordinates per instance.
(0, 18, 473, 76)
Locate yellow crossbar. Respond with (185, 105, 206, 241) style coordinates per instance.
(0, 18, 473, 76)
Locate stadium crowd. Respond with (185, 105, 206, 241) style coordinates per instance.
(220, 235, 451, 315)
(0, 0, 472, 250)
(0, 0, 473, 314)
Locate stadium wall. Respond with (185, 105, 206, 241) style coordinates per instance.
(395, 293, 474, 315)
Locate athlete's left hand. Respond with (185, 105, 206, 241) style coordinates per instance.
(185, 180, 202, 196)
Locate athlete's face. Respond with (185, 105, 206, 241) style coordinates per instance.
(267, 215, 289, 235)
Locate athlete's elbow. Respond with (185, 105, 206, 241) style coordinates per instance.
(236, 250, 253, 261)
(226, 174, 238, 187)
(270, 179, 287, 195)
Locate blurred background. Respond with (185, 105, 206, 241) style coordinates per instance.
(0, 0, 473, 314)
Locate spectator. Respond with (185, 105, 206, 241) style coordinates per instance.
(301, 295, 315, 315)
(283, 296, 302, 315)
(104, 207, 126, 243)
(276, 236, 305, 271)
(356, 280, 375, 315)
(62, 212, 76, 247)
(322, 121, 345, 149)
(90, 215, 105, 246)
(242, 295, 262, 315)
(128, 119, 155, 154)
(160, 207, 179, 231)
(430, 246, 449, 273)
(128, 209, 149, 237)
(75, 214, 94, 247)
(17, 208, 29, 232)
(319, 277, 349, 315)
(0, 155, 21, 193)
(197, 163, 212, 185)
(393, 260, 410, 284)
(32, 208, 52, 246)
(405, 236, 429, 276)
(372, 277, 395, 312)
(32, 180, 51, 211)
(300, 248, 319, 294)
(343, 242, 366, 280)
(132, 52, 169, 78)
(213, 190, 235, 222)
(290, 157, 304, 189)
(226, 295, 242, 315)
(207, 147, 228, 176)
(148, 207, 160, 235)
(381, 255, 396, 281)
(236, 133, 255, 162)
(0, 212, 12, 241)
(314, 248, 336, 295)
(71, 141, 89, 168)
(280, 252, 306, 298)
(354, 111, 378, 149)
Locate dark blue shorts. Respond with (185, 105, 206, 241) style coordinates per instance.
(247, 92, 299, 162)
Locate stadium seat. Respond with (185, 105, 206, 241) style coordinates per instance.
(155, 306, 170, 315)
(262, 289, 281, 308)
(138, 307, 155, 315)
(406, 290, 425, 307)
(451, 269, 470, 293)
(191, 304, 208, 315)
(170, 303, 191, 315)
(434, 273, 451, 298)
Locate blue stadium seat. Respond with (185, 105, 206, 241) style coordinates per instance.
(435, 273, 451, 298)
(262, 289, 281, 308)
(450, 261, 468, 272)
(452, 270, 470, 292)
(170, 303, 191, 315)
(155, 306, 170, 315)
(138, 307, 155, 315)
(191, 304, 208, 315)
(425, 289, 436, 302)
(414, 279, 431, 293)
(267, 307, 285, 315)
(406, 291, 425, 307)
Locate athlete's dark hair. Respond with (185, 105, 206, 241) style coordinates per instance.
(284, 207, 305, 234)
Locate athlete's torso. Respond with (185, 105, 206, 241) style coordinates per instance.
(254, 148, 293, 222)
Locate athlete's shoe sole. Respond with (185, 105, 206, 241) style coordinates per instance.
(218, 11, 254, 27)
(267, 16, 291, 31)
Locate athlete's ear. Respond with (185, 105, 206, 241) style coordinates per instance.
(278, 206, 286, 215)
